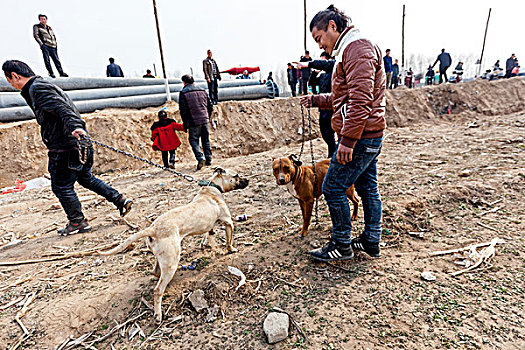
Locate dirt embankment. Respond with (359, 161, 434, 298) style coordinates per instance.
(0, 77, 524, 187)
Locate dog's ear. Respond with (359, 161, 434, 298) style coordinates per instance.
(213, 167, 226, 175)
(289, 154, 302, 167)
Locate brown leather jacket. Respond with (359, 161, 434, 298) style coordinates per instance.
(312, 27, 386, 148)
(33, 23, 57, 48)
(203, 58, 221, 81)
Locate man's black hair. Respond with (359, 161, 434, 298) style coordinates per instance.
(320, 51, 331, 59)
(182, 74, 194, 84)
(2, 60, 35, 79)
(38, 14, 47, 20)
(109, 57, 115, 63)
(386, 49, 391, 52)
(287, 63, 292, 66)
(305, 50, 310, 54)
(146, 69, 151, 73)
(310, 5, 349, 33)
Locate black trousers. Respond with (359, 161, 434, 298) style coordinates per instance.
(319, 109, 336, 158)
(161, 150, 175, 167)
(48, 148, 121, 223)
(439, 66, 449, 84)
(300, 77, 309, 94)
(207, 78, 219, 103)
(41, 45, 64, 76)
(289, 82, 297, 97)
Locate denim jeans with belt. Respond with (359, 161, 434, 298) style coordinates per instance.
(48, 147, 121, 223)
(322, 137, 383, 245)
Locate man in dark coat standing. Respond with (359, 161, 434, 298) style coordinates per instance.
(287, 63, 298, 97)
(299, 50, 313, 95)
(106, 58, 124, 77)
(203, 50, 221, 105)
(2, 60, 133, 236)
(505, 54, 517, 78)
(432, 49, 452, 84)
(179, 74, 214, 170)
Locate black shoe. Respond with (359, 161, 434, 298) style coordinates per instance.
(197, 160, 205, 170)
(205, 159, 212, 166)
(49, 74, 56, 78)
(310, 240, 354, 262)
(60, 73, 69, 77)
(117, 196, 133, 217)
(351, 236, 380, 258)
(57, 219, 91, 236)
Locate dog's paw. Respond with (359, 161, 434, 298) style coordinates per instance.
(227, 246, 238, 253)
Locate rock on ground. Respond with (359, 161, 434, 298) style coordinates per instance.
(263, 312, 290, 344)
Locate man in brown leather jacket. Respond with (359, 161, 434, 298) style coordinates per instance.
(301, 5, 386, 262)
(33, 14, 68, 78)
(202, 50, 221, 105)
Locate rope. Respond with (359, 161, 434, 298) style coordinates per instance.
(305, 107, 319, 228)
(298, 104, 306, 161)
(79, 135, 195, 183)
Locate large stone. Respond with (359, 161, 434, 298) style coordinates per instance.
(188, 289, 208, 312)
(263, 312, 290, 344)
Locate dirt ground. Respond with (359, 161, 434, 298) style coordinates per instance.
(0, 78, 524, 349)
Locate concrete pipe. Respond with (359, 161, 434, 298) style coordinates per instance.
(0, 83, 277, 122)
(0, 80, 260, 108)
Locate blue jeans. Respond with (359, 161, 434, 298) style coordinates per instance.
(322, 137, 383, 245)
(48, 147, 121, 223)
(188, 124, 212, 162)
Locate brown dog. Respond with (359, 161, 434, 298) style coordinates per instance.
(272, 155, 359, 237)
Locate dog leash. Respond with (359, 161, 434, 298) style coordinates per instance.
(305, 106, 320, 228)
(79, 135, 196, 183)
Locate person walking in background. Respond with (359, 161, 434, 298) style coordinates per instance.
(425, 66, 435, 85)
(405, 68, 414, 88)
(178, 75, 213, 171)
(267, 72, 274, 82)
(383, 49, 393, 89)
(203, 50, 221, 105)
(432, 48, 452, 84)
(143, 69, 155, 78)
(299, 50, 313, 95)
(33, 14, 68, 78)
(391, 59, 399, 89)
(511, 61, 520, 77)
(505, 54, 517, 78)
(297, 51, 336, 157)
(287, 63, 298, 97)
(150, 109, 184, 169)
(106, 58, 124, 77)
(301, 5, 386, 262)
(2, 60, 133, 236)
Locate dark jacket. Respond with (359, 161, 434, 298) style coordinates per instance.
(506, 57, 517, 71)
(383, 55, 393, 73)
(308, 59, 335, 94)
(203, 58, 221, 81)
(392, 63, 399, 76)
(287, 67, 297, 85)
(107, 63, 124, 77)
(434, 52, 452, 69)
(33, 23, 57, 48)
(299, 56, 312, 80)
(21, 76, 85, 151)
(179, 84, 213, 128)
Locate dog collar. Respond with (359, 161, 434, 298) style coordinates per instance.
(291, 163, 301, 182)
(198, 180, 223, 193)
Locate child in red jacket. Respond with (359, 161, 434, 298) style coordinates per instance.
(151, 109, 185, 168)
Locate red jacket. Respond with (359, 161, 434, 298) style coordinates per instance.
(151, 121, 185, 151)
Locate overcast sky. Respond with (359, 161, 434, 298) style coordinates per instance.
(1, 0, 524, 79)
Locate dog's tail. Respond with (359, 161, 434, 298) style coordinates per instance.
(98, 227, 154, 256)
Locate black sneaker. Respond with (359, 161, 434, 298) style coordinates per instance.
(351, 236, 380, 258)
(197, 160, 205, 170)
(117, 196, 133, 217)
(57, 219, 91, 236)
(309, 240, 354, 262)
(205, 159, 212, 166)
(60, 73, 69, 77)
(49, 73, 56, 78)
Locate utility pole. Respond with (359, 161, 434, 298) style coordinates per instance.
(478, 8, 491, 77)
(153, 63, 157, 76)
(402, 4, 405, 68)
(304, 0, 307, 52)
(152, 0, 170, 102)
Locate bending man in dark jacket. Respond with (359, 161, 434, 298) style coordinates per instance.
(178, 74, 213, 171)
(2, 60, 132, 236)
(432, 48, 452, 84)
(297, 51, 336, 157)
